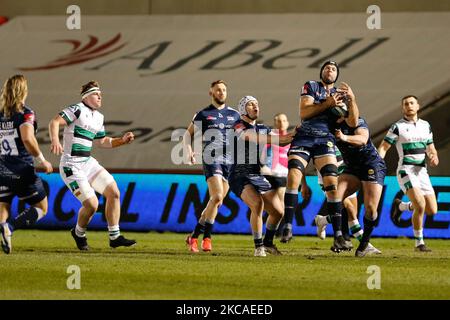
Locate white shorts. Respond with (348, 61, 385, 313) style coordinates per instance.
(60, 157, 115, 203)
(397, 165, 434, 196)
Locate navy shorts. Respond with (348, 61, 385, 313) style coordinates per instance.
(264, 175, 287, 189)
(203, 163, 232, 181)
(288, 133, 336, 162)
(342, 160, 387, 185)
(229, 174, 273, 198)
(0, 159, 47, 205)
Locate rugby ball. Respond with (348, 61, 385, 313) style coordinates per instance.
(330, 103, 348, 117)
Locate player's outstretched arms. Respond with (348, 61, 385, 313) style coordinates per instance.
(95, 132, 135, 149)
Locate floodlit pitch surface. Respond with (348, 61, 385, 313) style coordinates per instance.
(1, 231, 449, 300)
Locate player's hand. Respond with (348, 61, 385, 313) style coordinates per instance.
(429, 154, 439, 167)
(338, 82, 355, 101)
(187, 150, 199, 165)
(50, 141, 63, 155)
(325, 94, 343, 108)
(121, 132, 135, 144)
(41, 160, 53, 174)
(335, 129, 348, 142)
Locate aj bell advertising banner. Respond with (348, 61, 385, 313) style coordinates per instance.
(9, 173, 450, 238)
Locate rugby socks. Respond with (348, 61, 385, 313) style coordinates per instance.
(361, 216, 376, 244)
(253, 232, 263, 248)
(341, 207, 350, 240)
(349, 219, 364, 241)
(191, 221, 205, 239)
(414, 229, 425, 247)
(203, 219, 214, 239)
(327, 200, 343, 237)
(399, 201, 413, 212)
(108, 225, 120, 240)
(284, 189, 298, 229)
(263, 223, 278, 246)
(75, 224, 87, 238)
(10, 207, 45, 231)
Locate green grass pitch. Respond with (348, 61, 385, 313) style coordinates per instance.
(1, 231, 449, 300)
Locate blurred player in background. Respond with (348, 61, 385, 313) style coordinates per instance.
(261, 113, 310, 243)
(183, 80, 240, 253)
(229, 96, 292, 256)
(378, 95, 439, 252)
(285, 60, 358, 252)
(49, 80, 136, 251)
(0, 75, 53, 254)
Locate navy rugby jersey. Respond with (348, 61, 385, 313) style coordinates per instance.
(0, 106, 37, 165)
(231, 119, 271, 176)
(334, 118, 382, 167)
(299, 80, 342, 137)
(192, 104, 240, 164)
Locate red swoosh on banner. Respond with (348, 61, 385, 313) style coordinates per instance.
(19, 33, 126, 71)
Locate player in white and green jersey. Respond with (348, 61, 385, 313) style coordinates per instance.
(49, 81, 137, 251)
(378, 95, 439, 252)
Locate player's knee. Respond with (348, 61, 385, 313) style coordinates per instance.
(105, 184, 120, 200)
(210, 194, 224, 207)
(364, 205, 378, 219)
(415, 199, 426, 213)
(320, 164, 338, 178)
(83, 197, 98, 212)
(288, 159, 305, 175)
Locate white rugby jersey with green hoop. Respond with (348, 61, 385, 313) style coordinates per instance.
(59, 102, 106, 162)
(383, 118, 433, 168)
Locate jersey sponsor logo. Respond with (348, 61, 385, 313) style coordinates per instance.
(1, 121, 14, 130)
(368, 169, 375, 175)
(327, 141, 334, 148)
(218, 113, 223, 118)
(227, 116, 236, 121)
(206, 116, 217, 120)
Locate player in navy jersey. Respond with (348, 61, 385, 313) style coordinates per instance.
(285, 60, 359, 252)
(334, 117, 386, 257)
(183, 80, 240, 253)
(229, 96, 292, 256)
(0, 75, 53, 254)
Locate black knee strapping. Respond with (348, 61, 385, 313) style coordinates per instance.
(320, 164, 338, 177)
(323, 184, 337, 192)
(288, 159, 305, 174)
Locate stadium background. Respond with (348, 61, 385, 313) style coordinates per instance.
(1, 0, 449, 238)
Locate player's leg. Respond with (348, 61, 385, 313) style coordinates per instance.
(315, 156, 351, 251)
(282, 155, 307, 243)
(355, 181, 383, 257)
(262, 190, 283, 255)
(345, 195, 362, 241)
(336, 173, 360, 243)
(89, 166, 136, 248)
(241, 184, 266, 257)
(406, 188, 429, 251)
(0, 202, 12, 254)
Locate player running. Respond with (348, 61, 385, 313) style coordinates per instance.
(378, 95, 439, 252)
(183, 80, 240, 253)
(285, 60, 358, 252)
(0, 75, 53, 254)
(49, 80, 136, 251)
(229, 96, 292, 256)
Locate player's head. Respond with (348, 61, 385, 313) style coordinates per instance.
(209, 80, 227, 106)
(320, 60, 339, 85)
(273, 113, 289, 132)
(81, 80, 102, 109)
(238, 95, 259, 120)
(401, 95, 420, 117)
(1, 74, 28, 118)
